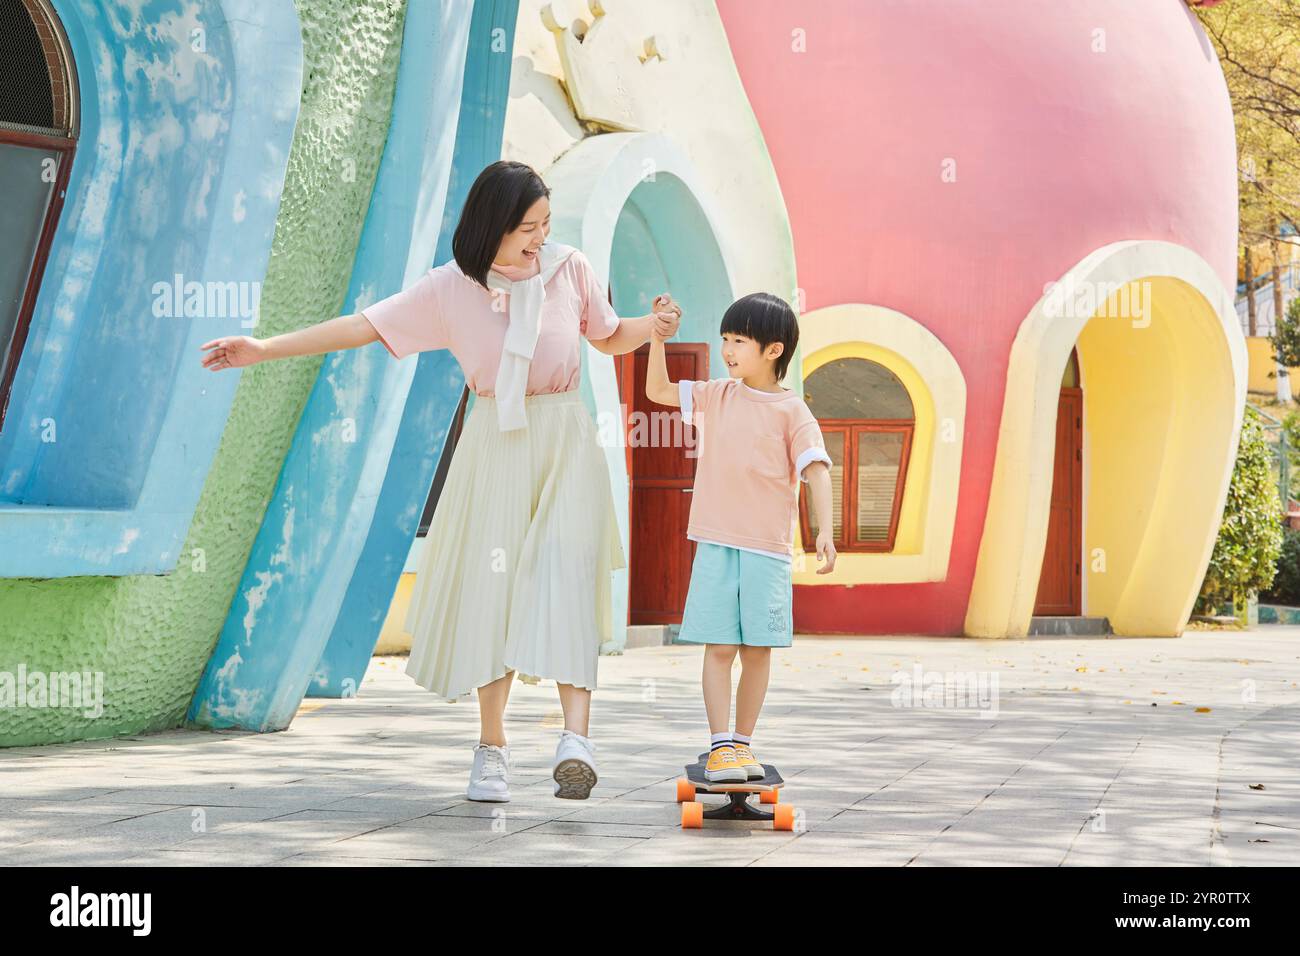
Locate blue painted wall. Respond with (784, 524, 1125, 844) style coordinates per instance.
(188, 0, 489, 731)
(0, 0, 301, 577)
(310, 0, 520, 698)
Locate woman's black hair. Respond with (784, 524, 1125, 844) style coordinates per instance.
(720, 292, 799, 382)
(452, 160, 551, 289)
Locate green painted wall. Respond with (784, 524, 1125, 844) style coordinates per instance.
(0, 0, 408, 747)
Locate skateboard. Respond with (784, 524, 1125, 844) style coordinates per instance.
(674, 752, 796, 830)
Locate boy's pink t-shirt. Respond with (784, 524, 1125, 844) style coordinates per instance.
(360, 248, 620, 396)
(679, 378, 833, 559)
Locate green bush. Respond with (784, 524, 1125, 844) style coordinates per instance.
(1271, 295, 1300, 371)
(1282, 409, 1300, 496)
(1197, 408, 1284, 616)
(1262, 526, 1300, 606)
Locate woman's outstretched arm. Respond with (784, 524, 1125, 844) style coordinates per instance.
(199, 313, 380, 370)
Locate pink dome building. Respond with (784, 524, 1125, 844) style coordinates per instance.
(718, 0, 1245, 637)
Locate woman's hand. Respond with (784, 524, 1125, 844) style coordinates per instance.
(653, 293, 682, 320)
(815, 528, 838, 575)
(200, 314, 380, 364)
(199, 335, 267, 370)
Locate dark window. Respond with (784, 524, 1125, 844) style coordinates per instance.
(0, 0, 77, 430)
(800, 357, 915, 553)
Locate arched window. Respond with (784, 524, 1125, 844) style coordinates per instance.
(800, 357, 915, 552)
(0, 0, 77, 429)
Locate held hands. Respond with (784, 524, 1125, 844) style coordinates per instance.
(815, 528, 838, 575)
(199, 336, 266, 370)
(651, 293, 682, 343)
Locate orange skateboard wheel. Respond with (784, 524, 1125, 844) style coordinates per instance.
(681, 801, 704, 829)
(759, 787, 779, 805)
(773, 803, 795, 831)
(676, 778, 696, 803)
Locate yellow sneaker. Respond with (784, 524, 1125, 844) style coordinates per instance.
(732, 744, 765, 780)
(704, 745, 748, 782)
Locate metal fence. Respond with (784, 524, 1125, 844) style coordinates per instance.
(1248, 402, 1291, 508)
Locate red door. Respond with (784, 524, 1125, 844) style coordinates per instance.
(1034, 386, 1082, 615)
(615, 343, 708, 624)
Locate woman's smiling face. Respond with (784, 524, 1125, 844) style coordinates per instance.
(494, 196, 551, 268)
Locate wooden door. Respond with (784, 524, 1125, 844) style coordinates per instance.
(615, 343, 708, 624)
(1034, 387, 1082, 615)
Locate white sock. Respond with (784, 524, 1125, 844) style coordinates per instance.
(710, 731, 732, 753)
(733, 732, 752, 747)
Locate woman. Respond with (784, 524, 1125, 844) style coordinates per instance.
(200, 160, 681, 802)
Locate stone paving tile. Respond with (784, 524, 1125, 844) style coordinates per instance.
(454, 831, 645, 864)
(268, 853, 433, 867)
(269, 807, 450, 825)
(751, 832, 921, 866)
(601, 828, 799, 866)
(306, 823, 508, 861)
(1, 809, 171, 848)
(3, 839, 159, 867)
(156, 818, 401, 860)
(428, 801, 554, 823)
(2, 803, 281, 851)
(313, 792, 462, 818)
(809, 806, 965, 837)
(522, 819, 666, 839)
(117, 846, 297, 867)
(543, 799, 682, 827)
(3, 629, 1298, 865)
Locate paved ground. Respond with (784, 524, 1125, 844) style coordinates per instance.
(2, 628, 1297, 866)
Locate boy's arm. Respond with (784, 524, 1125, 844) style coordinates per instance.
(804, 460, 838, 574)
(645, 334, 681, 407)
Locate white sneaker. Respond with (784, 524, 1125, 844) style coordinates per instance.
(552, 730, 598, 800)
(467, 744, 511, 802)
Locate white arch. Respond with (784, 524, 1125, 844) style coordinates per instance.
(965, 240, 1246, 638)
(544, 132, 740, 650)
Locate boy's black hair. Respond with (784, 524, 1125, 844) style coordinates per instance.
(452, 160, 551, 289)
(719, 292, 799, 382)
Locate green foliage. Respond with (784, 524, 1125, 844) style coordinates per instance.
(1262, 526, 1300, 605)
(1197, 409, 1285, 615)
(1281, 406, 1300, 499)
(1270, 296, 1300, 369)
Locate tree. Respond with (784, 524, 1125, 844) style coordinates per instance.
(1197, 0, 1300, 240)
(1197, 1, 1300, 399)
(1198, 407, 1284, 618)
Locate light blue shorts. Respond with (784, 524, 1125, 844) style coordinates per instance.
(676, 541, 793, 648)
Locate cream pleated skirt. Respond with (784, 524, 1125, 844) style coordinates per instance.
(404, 389, 627, 700)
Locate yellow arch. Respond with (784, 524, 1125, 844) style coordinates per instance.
(965, 241, 1247, 638)
(794, 304, 966, 585)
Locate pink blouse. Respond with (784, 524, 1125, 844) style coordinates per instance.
(361, 248, 621, 397)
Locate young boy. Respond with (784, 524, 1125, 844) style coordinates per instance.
(646, 292, 837, 782)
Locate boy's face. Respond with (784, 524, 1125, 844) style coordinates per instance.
(721, 332, 784, 381)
